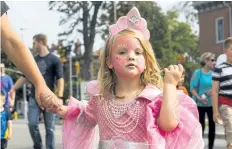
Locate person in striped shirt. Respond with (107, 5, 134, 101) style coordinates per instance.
(212, 37, 232, 149)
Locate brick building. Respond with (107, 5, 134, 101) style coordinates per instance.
(193, 1, 232, 56)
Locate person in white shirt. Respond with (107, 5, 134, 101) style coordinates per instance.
(216, 54, 226, 67)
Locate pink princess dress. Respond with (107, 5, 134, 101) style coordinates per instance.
(62, 80, 204, 149)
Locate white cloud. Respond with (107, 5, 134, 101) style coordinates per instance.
(6, 1, 62, 48)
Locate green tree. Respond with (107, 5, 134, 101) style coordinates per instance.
(165, 10, 200, 90)
(49, 1, 200, 91)
(173, 1, 198, 25)
(100, 1, 170, 61)
(100, 1, 200, 89)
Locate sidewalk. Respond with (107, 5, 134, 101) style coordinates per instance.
(9, 119, 62, 149)
(13, 118, 63, 125)
(205, 123, 225, 139)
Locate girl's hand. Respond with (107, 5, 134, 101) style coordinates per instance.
(164, 64, 184, 86)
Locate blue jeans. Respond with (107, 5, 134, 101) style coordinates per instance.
(28, 97, 55, 149)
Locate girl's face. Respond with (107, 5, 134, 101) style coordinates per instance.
(109, 36, 146, 79)
(178, 74, 185, 86)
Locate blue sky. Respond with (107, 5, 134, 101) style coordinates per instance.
(6, 1, 192, 51)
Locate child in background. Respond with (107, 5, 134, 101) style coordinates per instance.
(176, 70, 189, 95)
(1, 90, 12, 149)
(39, 7, 204, 149)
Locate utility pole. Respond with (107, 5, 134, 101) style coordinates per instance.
(113, 1, 117, 22)
(20, 28, 28, 120)
(67, 45, 73, 96)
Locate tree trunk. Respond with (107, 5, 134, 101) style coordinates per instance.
(82, 47, 93, 80)
(82, 2, 102, 80)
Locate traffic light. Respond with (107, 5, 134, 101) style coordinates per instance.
(97, 49, 102, 56)
(75, 61, 80, 74)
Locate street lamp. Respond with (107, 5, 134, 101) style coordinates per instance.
(66, 45, 73, 96)
(20, 28, 28, 120)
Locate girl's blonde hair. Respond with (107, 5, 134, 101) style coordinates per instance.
(97, 29, 163, 96)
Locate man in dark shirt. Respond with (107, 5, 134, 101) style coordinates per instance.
(12, 34, 64, 149)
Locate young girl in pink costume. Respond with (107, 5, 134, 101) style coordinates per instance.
(41, 7, 204, 149)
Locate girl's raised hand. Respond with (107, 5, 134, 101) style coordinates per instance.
(164, 64, 184, 86)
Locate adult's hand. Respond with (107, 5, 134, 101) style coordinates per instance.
(35, 83, 61, 113)
(213, 111, 223, 124)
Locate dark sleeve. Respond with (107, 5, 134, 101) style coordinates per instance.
(212, 67, 222, 81)
(7, 111, 13, 121)
(54, 57, 63, 80)
(1, 1, 9, 16)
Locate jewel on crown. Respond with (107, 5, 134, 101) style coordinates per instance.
(129, 13, 139, 25)
(109, 7, 150, 40)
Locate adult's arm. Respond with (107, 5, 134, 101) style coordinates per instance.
(1, 13, 46, 88)
(1, 13, 60, 110)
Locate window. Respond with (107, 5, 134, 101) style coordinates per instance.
(216, 17, 224, 43)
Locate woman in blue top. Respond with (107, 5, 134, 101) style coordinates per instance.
(190, 52, 216, 149)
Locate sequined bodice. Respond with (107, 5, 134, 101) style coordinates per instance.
(96, 97, 150, 142)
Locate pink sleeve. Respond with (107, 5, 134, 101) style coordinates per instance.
(146, 92, 204, 149)
(62, 96, 99, 149)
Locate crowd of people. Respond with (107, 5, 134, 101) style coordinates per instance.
(174, 37, 232, 149)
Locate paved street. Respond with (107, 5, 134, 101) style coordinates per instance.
(8, 119, 227, 149)
(8, 119, 62, 149)
(204, 138, 226, 149)
(204, 123, 226, 149)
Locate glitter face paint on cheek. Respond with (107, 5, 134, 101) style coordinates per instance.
(111, 36, 146, 78)
(115, 56, 126, 64)
(112, 55, 145, 78)
(112, 56, 127, 75)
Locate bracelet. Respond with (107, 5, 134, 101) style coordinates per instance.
(58, 96, 64, 100)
